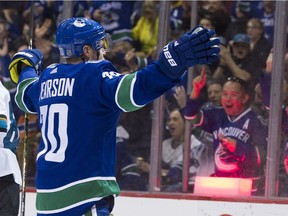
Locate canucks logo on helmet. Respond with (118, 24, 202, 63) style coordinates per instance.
(73, 19, 86, 28)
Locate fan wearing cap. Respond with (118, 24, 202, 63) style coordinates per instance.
(186, 68, 268, 196)
(213, 33, 263, 90)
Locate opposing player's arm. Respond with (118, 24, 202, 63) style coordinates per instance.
(0, 96, 8, 148)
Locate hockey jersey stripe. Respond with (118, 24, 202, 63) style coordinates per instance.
(36, 178, 119, 213)
(116, 73, 144, 112)
(15, 78, 37, 114)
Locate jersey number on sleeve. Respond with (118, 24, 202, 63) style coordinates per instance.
(37, 104, 68, 162)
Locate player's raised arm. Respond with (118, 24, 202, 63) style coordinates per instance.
(125, 27, 220, 111)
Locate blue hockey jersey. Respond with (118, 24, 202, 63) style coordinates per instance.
(15, 59, 179, 215)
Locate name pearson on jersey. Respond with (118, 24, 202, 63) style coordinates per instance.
(39, 78, 75, 100)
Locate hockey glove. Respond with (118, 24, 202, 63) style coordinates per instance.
(158, 25, 220, 79)
(9, 49, 43, 84)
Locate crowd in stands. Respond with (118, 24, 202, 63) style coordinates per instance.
(0, 0, 287, 196)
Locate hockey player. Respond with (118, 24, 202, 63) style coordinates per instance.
(8, 17, 220, 215)
(185, 69, 268, 196)
(0, 80, 21, 216)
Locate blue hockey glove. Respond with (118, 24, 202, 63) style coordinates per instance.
(158, 25, 220, 79)
(8, 49, 43, 84)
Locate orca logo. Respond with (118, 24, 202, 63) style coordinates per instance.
(73, 19, 86, 27)
(163, 45, 177, 67)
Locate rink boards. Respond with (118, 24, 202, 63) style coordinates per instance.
(24, 190, 288, 216)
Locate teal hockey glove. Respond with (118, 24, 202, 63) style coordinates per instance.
(9, 49, 43, 84)
(158, 25, 220, 79)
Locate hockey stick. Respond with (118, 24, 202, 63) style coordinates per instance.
(20, 2, 34, 216)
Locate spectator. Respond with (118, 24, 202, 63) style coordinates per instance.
(0, 19, 10, 79)
(23, 1, 55, 34)
(259, 49, 288, 197)
(224, 0, 252, 42)
(201, 80, 223, 110)
(0, 20, 8, 57)
(132, 0, 159, 56)
(176, 84, 215, 190)
(198, 0, 231, 36)
(186, 70, 268, 196)
(213, 33, 262, 90)
(0, 79, 21, 216)
(105, 39, 136, 74)
(123, 47, 149, 72)
(170, 1, 185, 39)
(255, 1, 276, 46)
(161, 108, 187, 191)
(52, 1, 90, 26)
(34, 35, 60, 69)
(199, 16, 215, 30)
(260, 49, 288, 142)
(6, 39, 28, 124)
(251, 82, 269, 121)
(90, 1, 135, 43)
(118, 102, 153, 161)
(179, 1, 192, 32)
(115, 125, 147, 191)
(195, 17, 221, 83)
(108, 41, 153, 161)
(246, 18, 272, 70)
(137, 108, 213, 192)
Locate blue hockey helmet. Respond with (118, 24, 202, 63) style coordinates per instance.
(56, 17, 113, 57)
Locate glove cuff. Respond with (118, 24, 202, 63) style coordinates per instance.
(158, 42, 187, 80)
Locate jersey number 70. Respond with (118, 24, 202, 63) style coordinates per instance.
(37, 104, 68, 162)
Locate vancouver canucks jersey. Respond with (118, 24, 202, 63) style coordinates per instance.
(185, 100, 268, 179)
(15, 59, 179, 215)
